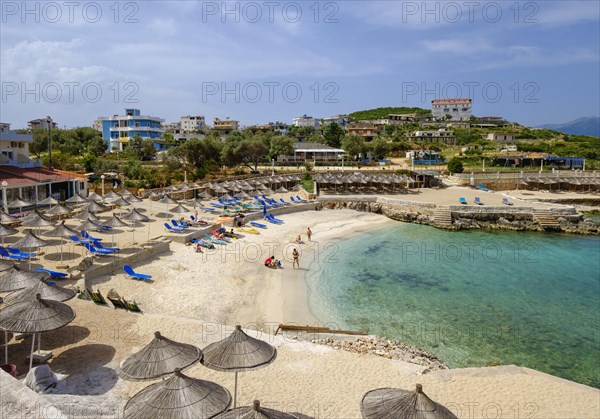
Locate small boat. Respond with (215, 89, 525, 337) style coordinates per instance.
(237, 227, 260, 235)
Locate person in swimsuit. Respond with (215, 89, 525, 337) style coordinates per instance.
(292, 248, 299, 269)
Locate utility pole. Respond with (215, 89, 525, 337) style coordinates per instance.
(46, 117, 52, 169)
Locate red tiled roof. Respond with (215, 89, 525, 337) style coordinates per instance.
(0, 167, 79, 188)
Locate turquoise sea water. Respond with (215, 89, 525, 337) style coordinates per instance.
(305, 224, 600, 388)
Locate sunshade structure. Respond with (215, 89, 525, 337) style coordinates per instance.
(275, 186, 288, 194)
(111, 197, 131, 207)
(86, 192, 103, 202)
(0, 260, 14, 273)
(44, 204, 72, 217)
(169, 204, 190, 214)
(102, 191, 122, 201)
(123, 368, 231, 419)
(42, 221, 80, 264)
(0, 293, 75, 370)
(13, 230, 50, 269)
(0, 268, 48, 293)
(85, 200, 110, 214)
(38, 196, 59, 206)
(0, 211, 19, 224)
(198, 191, 213, 200)
(80, 219, 105, 232)
(5, 279, 75, 305)
(104, 215, 130, 246)
(360, 384, 458, 419)
(21, 211, 55, 233)
(216, 400, 298, 419)
(201, 325, 277, 408)
(0, 222, 18, 245)
(159, 196, 178, 218)
(117, 331, 203, 381)
(65, 193, 88, 204)
(120, 209, 148, 223)
(8, 198, 30, 215)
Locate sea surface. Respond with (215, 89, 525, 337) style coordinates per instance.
(305, 223, 600, 388)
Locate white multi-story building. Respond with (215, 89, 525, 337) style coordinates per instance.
(181, 115, 206, 132)
(322, 115, 348, 127)
(409, 129, 456, 145)
(28, 116, 58, 130)
(431, 98, 472, 121)
(292, 115, 320, 128)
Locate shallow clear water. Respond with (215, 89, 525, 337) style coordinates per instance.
(306, 223, 600, 388)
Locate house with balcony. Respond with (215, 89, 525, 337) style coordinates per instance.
(213, 118, 239, 135)
(487, 133, 516, 143)
(409, 129, 457, 145)
(0, 123, 87, 207)
(95, 108, 165, 152)
(346, 122, 384, 141)
(388, 113, 418, 125)
(181, 115, 206, 132)
(28, 117, 58, 130)
(322, 115, 348, 127)
(292, 115, 320, 128)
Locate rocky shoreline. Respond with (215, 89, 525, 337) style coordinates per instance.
(311, 336, 448, 373)
(317, 199, 600, 235)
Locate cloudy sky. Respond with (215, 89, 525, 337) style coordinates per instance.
(1, 1, 598, 129)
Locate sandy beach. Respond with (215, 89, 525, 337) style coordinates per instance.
(1, 188, 599, 418)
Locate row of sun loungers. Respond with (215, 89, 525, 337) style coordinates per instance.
(84, 288, 141, 312)
(0, 246, 35, 260)
(459, 197, 513, 205)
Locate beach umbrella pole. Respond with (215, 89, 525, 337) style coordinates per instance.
(4, 330, 8, 364)
(29, 333, 35, 370)
(234, 371, 238, 408)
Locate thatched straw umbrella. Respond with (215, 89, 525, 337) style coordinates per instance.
(201, 325, 277, 408)
(360, 384, 457, 419)
(103, 190, 122, 201)
(117, 331, 203, 381)
(103, 215, 130, 247)
(44, 204, 72, 218)
(0, 260, 14, 273)
(123, 368, 231, 419)
(216, 400, 298, 419)
(0, 267, 48, 293)
(112, 197, 131, 208)
(0, 293, 75, 370)
(199, 191, 213, 200)
(0, 222, 18, 246)
(0, 211, 19, 224)
(159, 196, 178, 218)
(21, 211, 55, 235)
(275, 186, 288, 193)
(76, 210, 100, 222)
(65, 193, 88, 204)
(170, 204, 190, 214)
(13, 231, 49, 269)
(80, 219, 105, 232)
(42, 221, 80, 264)
(86, 192, 103, 202)
(38, 196, 59, 206)
(8, 198, 30, 215)
(122, 209, 149, 222)
(85, 200, 110, 214)
(5, 279, 75, 305)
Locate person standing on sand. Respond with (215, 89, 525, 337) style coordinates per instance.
(292, 248, 300, 269)
(307, 227, 312, 241)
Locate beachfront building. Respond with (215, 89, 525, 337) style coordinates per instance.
(406, 150, 445, 165)
(346, 122, 384, 141)
(213, 118, 239, 136)
(487, 133, 516, 143)
(388, 113, 417, 125)
(285, 142, 344, 163)
(95, 109, 165, 152)
(292, 115, 320, 128)
(0, 122, 87, 206)
(181, 115, 206, 132)
(409, 129, 457, 145)
(322, 115, 348, 127)
(431, 98, 472, 121)
(28, 116, 58, 130)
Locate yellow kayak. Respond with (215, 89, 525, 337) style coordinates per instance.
(237, 227, 260, 235)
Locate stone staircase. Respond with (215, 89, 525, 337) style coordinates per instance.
(433, 207, 453, 226)
(533, 209, 561, 229)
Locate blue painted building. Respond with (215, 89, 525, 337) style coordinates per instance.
(94, 109, 165, 152)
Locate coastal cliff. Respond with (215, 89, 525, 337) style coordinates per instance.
(317, 198, 600, 235)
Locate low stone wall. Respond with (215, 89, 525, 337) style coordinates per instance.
(81, 240, 171, 281)
(317, 198, 599, 235)
(0, 370, 67, 418)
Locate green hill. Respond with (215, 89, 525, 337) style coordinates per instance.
(349, 107, 431, 121)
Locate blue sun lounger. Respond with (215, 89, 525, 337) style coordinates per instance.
(35, 268, 68, 278)
(474, 197, 483, 205)
(250, 221, 267, 229)
(0, 247, 28, 260)
(459, 197, 467, 205)
(7, 246, 36, 258)
(83, 242, 114, 255)
(124, 264, 152, 281)
(502, 197, 514, 206)
(164, 223, 184, 233)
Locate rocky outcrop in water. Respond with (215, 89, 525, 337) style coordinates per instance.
(311, 336, 448, 373)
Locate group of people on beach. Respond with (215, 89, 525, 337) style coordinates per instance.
(264, 227, 312, 270)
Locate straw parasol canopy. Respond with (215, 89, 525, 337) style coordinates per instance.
(65, 194, 88, 204)
(105, 215, 130, 229)
(216, 400, 298, 419)
(80, 219, 105, 232)
(0, 260, 14, 273)
(38, 196, 59, 206)
(21, 211, 55, 228)
(360, 384, 458, 419)
(160, 196, 179, 205)
(103, 191, 122, 200)
(0, 211, 19, 224)
(169, 204, 190, 214)
(42, 221, 80, 264)
(0, 268, 49, 292)
(275, 186, 288, 193)
(13, 230, 49, 249)
(85, 200, 110, 213)
(123, 368, 231, 419)
(86, 192, 103, 202)
(112, 197, 131, 207)
(0, 293, 75, 334)
(77, 210, 101, 222)
(201, 325, 277, 408)
(117, 331, 203, 381)
(125, 194, 143, 203)
(8, 197, 30, 209)
(0, 222, 18, 239)
(5, 280, 76, 305)
(44, 204, 72, 216)
(198, 191, 213, 199)
(121, 209, 149, 222)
